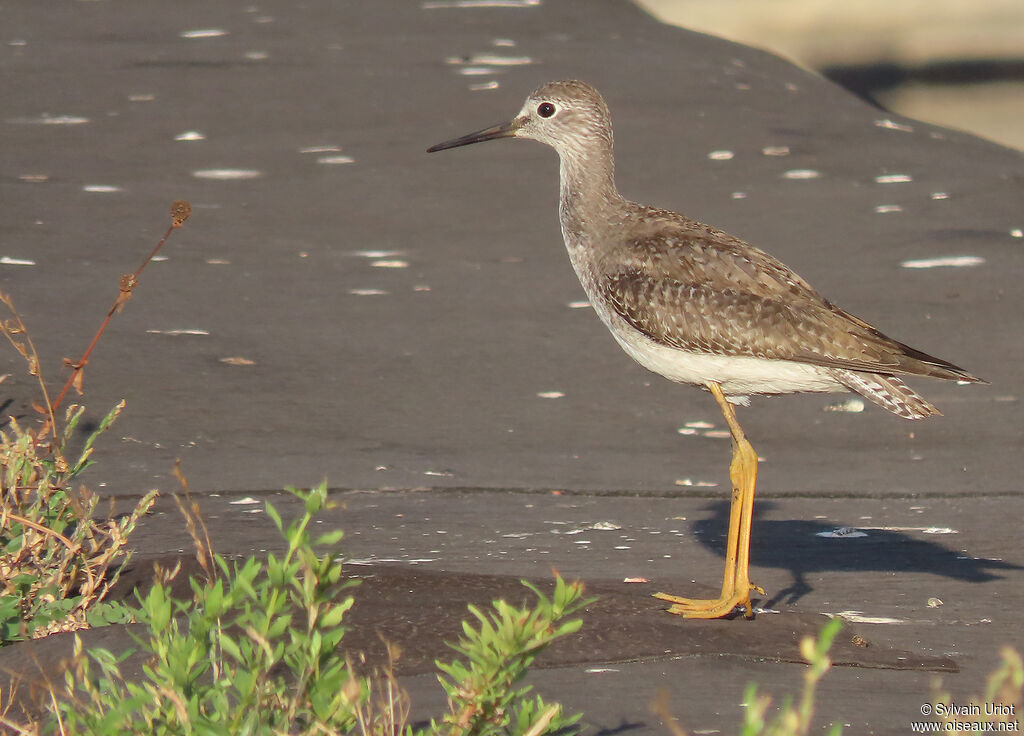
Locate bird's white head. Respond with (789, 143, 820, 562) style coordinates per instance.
(427, 79, 613, 159)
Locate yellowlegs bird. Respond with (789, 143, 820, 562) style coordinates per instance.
(427, 80, 985, 619)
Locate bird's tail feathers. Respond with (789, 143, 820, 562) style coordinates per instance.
(829, 369, 942, 420)
(894, 341, 987, 384)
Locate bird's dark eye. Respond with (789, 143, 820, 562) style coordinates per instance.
(537, 102, 556, 118)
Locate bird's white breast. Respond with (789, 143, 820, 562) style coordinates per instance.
(564, 241, 844, 399)
(610, 327, 845, 399)
(561, 224, 847, 400)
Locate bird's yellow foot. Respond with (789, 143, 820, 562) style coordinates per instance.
(654, 591, 748, 619)
(654, 583, 765, 619)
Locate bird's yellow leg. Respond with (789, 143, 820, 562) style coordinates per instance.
(722, 387, 765, 618)
(654, 382, 765, 618)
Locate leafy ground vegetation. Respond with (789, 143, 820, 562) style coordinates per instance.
(48, 483, 591, 736)
(1, 201, 190, 643)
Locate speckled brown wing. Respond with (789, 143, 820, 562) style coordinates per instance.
(605, 271, 881, 369)
(600, 224, 980, 382)
(598, 213, 825, 304)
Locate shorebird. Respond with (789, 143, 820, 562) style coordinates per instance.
(427, 80, 984, 619)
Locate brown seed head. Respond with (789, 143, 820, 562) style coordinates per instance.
(171, 200, 192, 228)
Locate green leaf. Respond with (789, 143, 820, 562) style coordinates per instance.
(204, 578, 225, 617)
(60, 404, 87, 447)
(264, 500, 284, 533)
(219, 633, 243, 663)
(312, 529, 345, 547)
(318, 599, 353, 630)
(815, 617, 843, 657)
(85, 601, 136, 627)
(70, 400, 125, 476)
(142, 583, 170, 632)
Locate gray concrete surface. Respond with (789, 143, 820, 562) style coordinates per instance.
(2, 1, 1022, 734)
(2, 0, 1019, 500)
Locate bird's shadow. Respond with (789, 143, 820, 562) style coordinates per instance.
(691, 500, 1022, 605)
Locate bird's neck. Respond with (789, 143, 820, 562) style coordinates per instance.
(557, 145, 623, 242)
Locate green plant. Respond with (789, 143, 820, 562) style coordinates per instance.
(0, 201, 191, 644)
(0, 403, 157, 642)
(432, 575, 588, 736)
(651, 618, 844, 736)
(932, 646, 1023, 734)
(739, 618, 843, 736)
(47, 483, 587, 736)
(52, 483, 357, 734)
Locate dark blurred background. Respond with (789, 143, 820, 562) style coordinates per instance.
(638, 0, 1024, 150)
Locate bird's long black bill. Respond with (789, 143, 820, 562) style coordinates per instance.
(427, 120, 518, 153)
